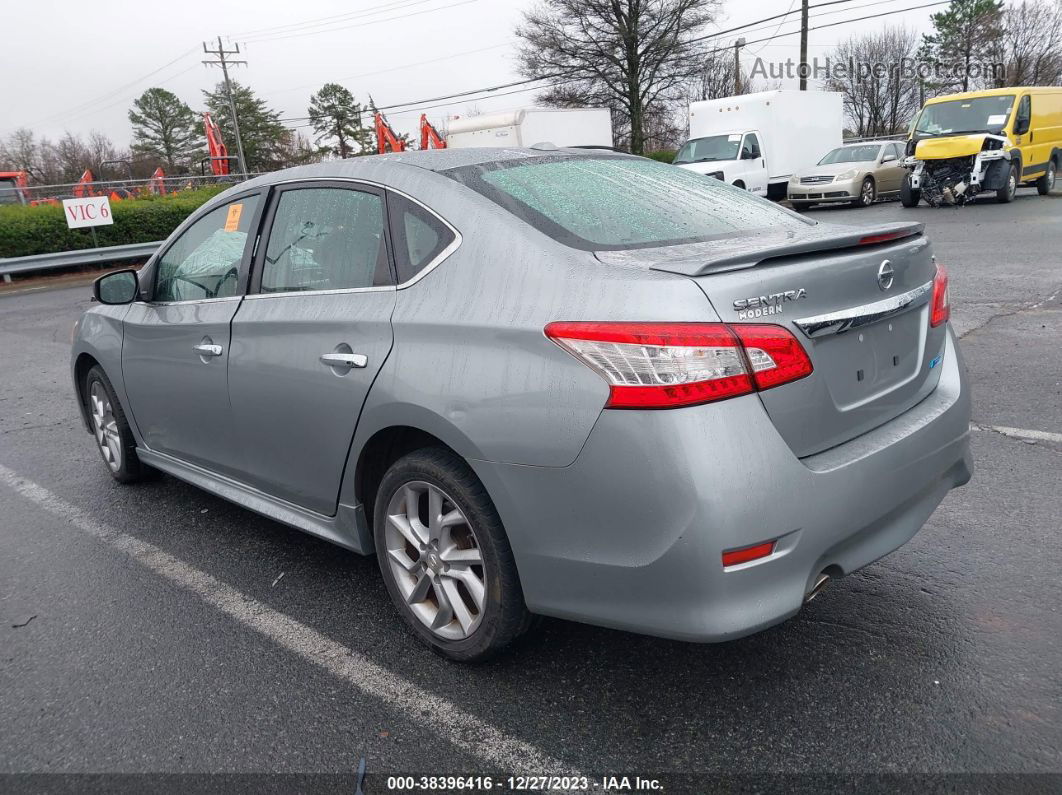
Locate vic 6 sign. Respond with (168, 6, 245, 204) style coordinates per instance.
(62, 196, 114, 229)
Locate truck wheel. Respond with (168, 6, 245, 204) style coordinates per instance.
(1036, 160, 1056, 195)
(853, 177, 875, 207)
(996, 164, 1018, 203)
(900, 175, 920, 208)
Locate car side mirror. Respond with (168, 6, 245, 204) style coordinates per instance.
(1014, 117, 1030, 135)
(93, 269, 139, 305)
(881, 154, 896, 163)
(741, 149, 755, 160)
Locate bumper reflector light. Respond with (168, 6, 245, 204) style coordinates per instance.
(722, 541, 776, 567)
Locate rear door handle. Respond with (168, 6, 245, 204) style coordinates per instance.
(320, 352, 367, 368)
(193, 343, 223, 357)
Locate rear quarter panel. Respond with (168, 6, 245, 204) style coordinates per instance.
(344, 167, 718, 469)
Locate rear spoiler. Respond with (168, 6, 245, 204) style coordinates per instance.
(633, 221, 925, 277)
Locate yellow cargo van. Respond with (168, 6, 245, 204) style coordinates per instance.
(902, 86, 1062, 207)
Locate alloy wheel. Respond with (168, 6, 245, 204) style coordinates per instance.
(861, 179, 875, 206)
(383, 481, 487, 640)
(89, 381, 122, 472)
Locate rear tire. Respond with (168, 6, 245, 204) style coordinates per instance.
(1036, 160, 1056, 195)
(373, 447, 531, 663)
(997, 163, 1018, 203)
(83, 365, 147, 483)
(900, 175, 921, 207)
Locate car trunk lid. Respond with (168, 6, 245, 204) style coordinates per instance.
(595, 222, 948, 457)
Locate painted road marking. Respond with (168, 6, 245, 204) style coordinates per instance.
(0, 463, 578, 778)
(972, 423, 1062, 444)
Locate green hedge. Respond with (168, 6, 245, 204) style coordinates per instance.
(644, 150, 677, 163)
(0, 186, 227, 259)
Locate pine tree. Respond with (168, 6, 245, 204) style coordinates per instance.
(308, 83, 373, 158)
(128, 88, 202, 171)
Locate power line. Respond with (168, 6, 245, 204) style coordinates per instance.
(234, 0, 428, 39)
(243, 0, 481, 45)
(27, 47, 198, 127)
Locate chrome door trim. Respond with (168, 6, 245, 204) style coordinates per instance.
(244, 286, 395, 300)
(794, 280, 933, 338)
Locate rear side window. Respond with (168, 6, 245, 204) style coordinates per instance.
(261, 187, 390, 293)
(155, 195, 260, 302)
(444, 156, 806, 251)
(387, 193, 456, 284)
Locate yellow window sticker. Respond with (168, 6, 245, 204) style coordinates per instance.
(224, 203, 243, 232)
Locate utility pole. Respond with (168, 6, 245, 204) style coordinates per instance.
(733, 38, 746, 95)
(203, 37, 249, 176)
(799, 0, 810, 90)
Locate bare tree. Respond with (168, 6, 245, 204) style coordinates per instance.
(825, 26, 922, 138)
(515, 0, 719, 154)
(985, 0, 1062, 87)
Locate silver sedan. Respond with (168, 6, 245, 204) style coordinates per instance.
(72, 149, 971, 661)
(788, 141, 908, 209)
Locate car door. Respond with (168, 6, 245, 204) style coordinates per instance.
(122, 192, 263, 477)
(877, 143, 905, 193)
(740, 132, 769, 195)
(226, 182, 397, 516)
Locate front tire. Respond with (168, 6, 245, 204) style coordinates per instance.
(374, 447, 530, 662)
(900, 175, 921, 207)
(84, 365, 147, 483)
(1036, 160, 1056, 195)
(997, 164, 1018, 203)
(853, 176, 875, 207)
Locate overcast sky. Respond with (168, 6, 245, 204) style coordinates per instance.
(0, 0, 942, 147)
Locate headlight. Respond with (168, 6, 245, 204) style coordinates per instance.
(835, 169, 858, 181)
(789, 174, 800, 184)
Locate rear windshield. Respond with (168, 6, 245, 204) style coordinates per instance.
(443, 155, 807, 251)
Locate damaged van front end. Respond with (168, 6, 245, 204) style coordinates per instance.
(904, 133, 1014, 206)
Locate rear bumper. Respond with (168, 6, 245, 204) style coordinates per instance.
(472, 326, 972, 642)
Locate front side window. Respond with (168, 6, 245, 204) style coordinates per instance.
(444, 155, 807, 251)
(742, 134, 761, 158)
(261, 187, 389, 293)
(387, 193, 456, 284)
(155, 195, 260, 302)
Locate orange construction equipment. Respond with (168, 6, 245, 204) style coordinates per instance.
(73, 169, 96, 198)
(149, 167, 166, 195)
(0, 171, 30, 205)
(419, 114, 446, 150)
(203, 112, 231, 176)
(375, 112, 406, 154)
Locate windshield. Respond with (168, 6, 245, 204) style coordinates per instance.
(913, 95, 1015, 137)
(444, 155, 807, 251)
(673, 134, 742, 164)
(818, 145, 882, 165)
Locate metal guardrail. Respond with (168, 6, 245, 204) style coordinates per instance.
(0, 241, 162, 281)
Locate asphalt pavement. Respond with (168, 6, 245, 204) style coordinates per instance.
(1, 187, 1060, 793)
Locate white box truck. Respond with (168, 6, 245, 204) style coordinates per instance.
(445, 107, 613, 149)
(675, 90, 843, 199)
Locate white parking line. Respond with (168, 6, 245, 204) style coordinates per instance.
(972, 423, 1062, 444)
(0, 463, 577, 776)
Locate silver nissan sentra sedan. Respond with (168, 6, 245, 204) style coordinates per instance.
(72, 148, 972, 661)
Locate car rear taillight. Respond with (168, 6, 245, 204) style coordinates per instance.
(544, 322, 812, 409)
(930, 263, 950, 328)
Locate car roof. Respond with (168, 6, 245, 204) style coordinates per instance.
(251, 147, 633, 184)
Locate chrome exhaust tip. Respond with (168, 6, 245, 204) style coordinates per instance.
(805, 572, 831, 603)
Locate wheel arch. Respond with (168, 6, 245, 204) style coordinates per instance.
(73, 352, 102, 432)
(349, 422, 478, 533)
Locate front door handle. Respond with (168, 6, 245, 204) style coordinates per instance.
(193, 343, 223, 357)
(320, 352, 367, 368)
